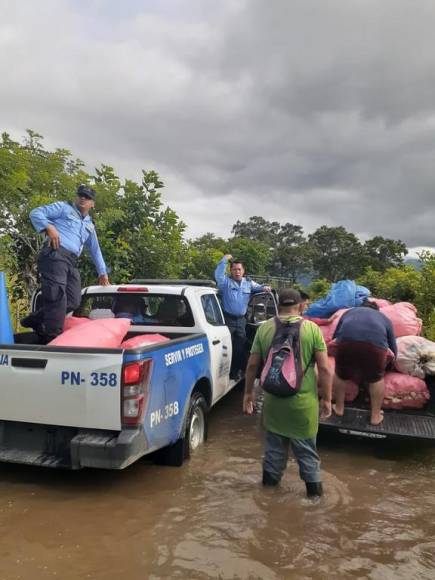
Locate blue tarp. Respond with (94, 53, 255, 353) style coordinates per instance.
(305, 280, 370, 319)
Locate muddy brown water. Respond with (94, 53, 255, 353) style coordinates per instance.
(0, 385, 434, 580)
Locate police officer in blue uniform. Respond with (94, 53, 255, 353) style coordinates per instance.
(22, 185, 110, 342)
(215, 254, 271, 379)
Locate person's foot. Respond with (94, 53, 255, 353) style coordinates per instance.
(332, 403, 344, 417)
(305, 481, 323, 499)
(370, 410, 384, 426)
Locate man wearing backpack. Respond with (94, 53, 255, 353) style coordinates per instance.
(243, 288, 332, 499)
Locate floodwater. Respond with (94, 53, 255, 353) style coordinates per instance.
(0, 386, 434, 580)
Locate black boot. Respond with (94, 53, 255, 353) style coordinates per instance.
(20, 313, 37, 328)
(305, 481, 323, 498)
(262, 471, 280, 486)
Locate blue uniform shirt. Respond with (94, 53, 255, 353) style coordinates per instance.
(214, 256, 266, 316)
(30, 201, 107, 275)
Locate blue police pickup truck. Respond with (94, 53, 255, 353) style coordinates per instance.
(0, 281, 275, 469)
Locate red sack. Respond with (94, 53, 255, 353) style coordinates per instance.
(383, 371, 430, 410)
(328, 356, 359, 402)
(121, 334, 169, 349)
(380, 302, 422, 337)
(50, 318, 131, 348)
(63, 316, 89, 331)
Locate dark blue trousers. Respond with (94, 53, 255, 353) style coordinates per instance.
(27, 246, 81, 341)
(224, 313, 247, 377)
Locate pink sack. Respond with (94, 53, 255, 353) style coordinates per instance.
(371, 298, 391, 309)
(328, 356, 359, 402)
(304, 316, 330, 326)
(383, 371, 430, 410)
(315, 308, 348, 344)
(50, 318, 131, 348)
(121, 334, 169, 349)
(380, 302, 422, 337)
(63, 316, 89, 331)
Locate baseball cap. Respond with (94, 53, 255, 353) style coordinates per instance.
(77, 184, 96, 200)
(278, 288, 302, 306)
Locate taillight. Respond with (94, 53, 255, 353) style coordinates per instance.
(122, 359, 153, 427)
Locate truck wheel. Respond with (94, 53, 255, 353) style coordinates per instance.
(184, 392, 208, 459)
(152, 392, 208, 467)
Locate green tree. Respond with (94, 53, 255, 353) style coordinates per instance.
(0, 132, 188, 299)
(0, 130, 88, 294)
(227, 237, 271, 276)
(231, 216, 308, 280)
(357, 265, 421, 303)
(184, 234, 226, 279)
(308, 226, 365, 281)
(271, 224, 310, 282)
(306, 278, 331, 301)
(363, 236, 408, 271)
(80, 169, 188, 285)
(231, 216, 281, 245)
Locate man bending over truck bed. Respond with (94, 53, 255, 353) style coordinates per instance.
(332, 300, 397, 426)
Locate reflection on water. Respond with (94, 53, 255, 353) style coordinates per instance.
(0, 385, 434, 580)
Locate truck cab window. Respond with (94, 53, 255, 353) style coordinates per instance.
(75, 294, 194, 326)
(201, 294, 225, 326)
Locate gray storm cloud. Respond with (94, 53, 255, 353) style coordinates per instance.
(0, 0, 435, 246)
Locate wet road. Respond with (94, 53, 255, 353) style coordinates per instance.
(1, 385, 434, 580)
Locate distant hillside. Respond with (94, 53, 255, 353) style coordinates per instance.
(404, 257, 422, 271)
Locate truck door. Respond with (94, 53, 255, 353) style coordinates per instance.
(200, 293, 232, 402)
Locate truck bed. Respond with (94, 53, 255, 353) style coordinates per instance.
(320, 407, 435, 441)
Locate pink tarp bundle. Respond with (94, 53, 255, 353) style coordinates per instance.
(371, 298, 391, 309)
(380, 302, 423, 338)
(58, 317, 170, 349)
(50, 318, 131, 348)
(394, 336, 435, 378)
(305, 309, 348, 344)
(121, 334, 169, 349)
(63, 316, 89, 331)
(383, 371, 430, 410)
(306, 299, 422, 342)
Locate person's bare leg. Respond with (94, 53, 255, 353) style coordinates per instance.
(332, 374, 347, 416)
(369, 379, 385, 425)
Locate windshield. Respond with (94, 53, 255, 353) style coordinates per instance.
(73, 293, 195, 327)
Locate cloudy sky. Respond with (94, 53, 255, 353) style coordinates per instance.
(1, 0, 435, 252)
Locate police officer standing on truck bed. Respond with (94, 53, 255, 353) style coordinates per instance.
(21, 185, 110, 343)
(215, 254, 271, 379)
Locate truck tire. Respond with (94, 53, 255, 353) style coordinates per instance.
(184, 391, 208, 459)
(153, 391, 208, 467)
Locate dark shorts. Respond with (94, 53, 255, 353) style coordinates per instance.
(335, 341, 389, 384)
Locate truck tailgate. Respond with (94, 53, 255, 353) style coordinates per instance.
(320, 407, 435, 441)
(0, 347, 123, 431)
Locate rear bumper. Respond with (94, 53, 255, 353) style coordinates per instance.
(70, 427, 148, 469)
(0, 421, 149, 469)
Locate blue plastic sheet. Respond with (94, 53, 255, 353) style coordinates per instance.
(0, 272, 14, 344)
(305, 280, 370, 318)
